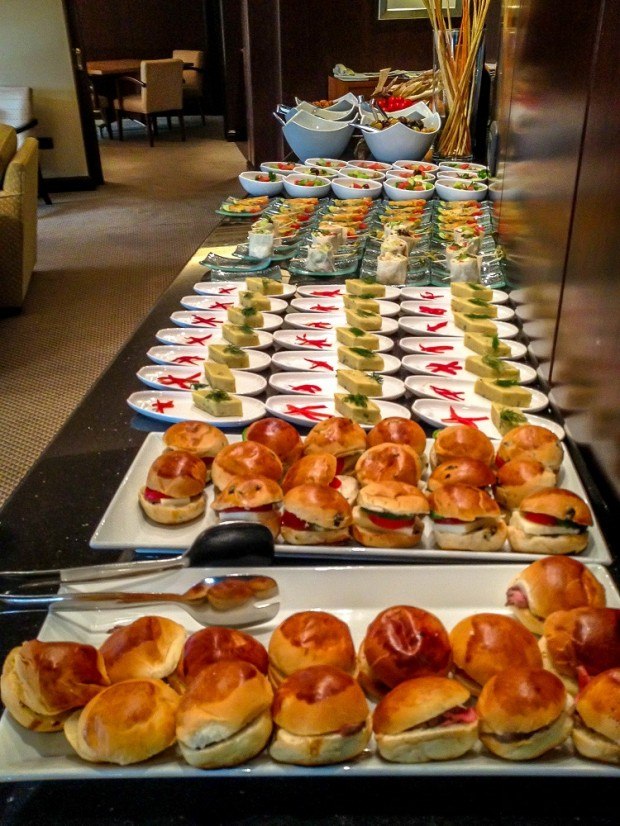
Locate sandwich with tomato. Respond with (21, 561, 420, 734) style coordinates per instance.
(429, 483, 507, 551)
(139, 450, 207, 525)
(210, 475, 283, 539)
(352, 481, 429, 549)
(280, 484, 352, 545)
(508, 488, 593, 554)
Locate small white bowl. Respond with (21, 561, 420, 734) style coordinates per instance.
(330, 177, 383, 200)
(346, 159, 393, 173)
(305, 157, 348, 169)
(389, 169, 435, 182)
(383, 176, 435, 201)
(437, 169, 489, 182)
(284, 174, 332, 198)
(260, 160, 298, 174)
(293, 164, 340, 179)
(392, 160, 440, 174)
(338, 166, 386, 182)
(438, 161, 488, 172)
(239, 170, 285, 196)
(435, 179, 488, 202)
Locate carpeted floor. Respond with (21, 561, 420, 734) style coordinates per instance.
(0, 116, 246, 506)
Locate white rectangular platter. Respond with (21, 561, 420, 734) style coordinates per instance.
(89, 433, 612, 565)
(1, 563, 619, 780)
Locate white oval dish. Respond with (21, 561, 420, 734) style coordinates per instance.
(399, 336, 528, 360)
(404, 376, 548, 413)
(146, 346, 271, 372)
(193, 281, 297, 299)
(238, 170, 284, 196)
(401, 354, 536, 384)
(412, 399, 564, 440)
(269, 371, 405, 400)
(127, 391, 266, 427)
(296, 283, 402, 301)
(330, 177, 383, 199)
(170, 310, 283, 332)
(266, 394, 410, 430)
(398, 317, 520, 339)
(180, 295, 289, 314)
(154, 328, 273, 350)
(400, 286, 508, 304)
(136, 366, 267, 396)
(272, 329, 394, 353)
(400, 300, 515, 322)
(289, 297, 400, 317)
(283, 174, 332, 198)
(285, 312, 399, 336)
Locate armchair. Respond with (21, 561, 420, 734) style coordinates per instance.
(173, 49, 206, 125)
(113, 59, 185, 147)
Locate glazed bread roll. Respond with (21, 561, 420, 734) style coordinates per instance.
(367, 416, 427, 458)
(449, 613, 543, 695)
(281, 453, 359, 506)
(430, 425, 495, 469)
(162, 420, 228, 481)
(98, 616, 186, 683)
(429, 484, 507, 552)
(211, 441, 283, 491)
(352, 481, 429, 549)
(170, 626, 268, 692)
(268, 611, 356, 687)
(572, 668, 620, 764)
(355, 443, 422, 487)
(64, 679, 179, 765)
(281, 483, 352, 545)
(495, 457, 557, 510)
(477, 667, 572, 760)
(1, 640, 109, 732)
(139, 450, 207, 525)
(495, 424, 563, 471)
(176, 660, 273, 768)
(302, 416, 368, 474)
(210, 475, 283, 539)
(244, 417, 303, 471)
(373, 676, 478, 763)
(508, 488, 593, 555)
(427, 457, 496, 492)
(505, 555, 606, 635)
(540, 607, 620, 695)
(358, 605, 452, 701)
(270, 665, 371, 765)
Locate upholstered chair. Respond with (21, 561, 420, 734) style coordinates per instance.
(172, 49, 206, 125)
(114, 59, 185, 147)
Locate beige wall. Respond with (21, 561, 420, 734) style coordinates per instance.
(0, 0, 88, 178)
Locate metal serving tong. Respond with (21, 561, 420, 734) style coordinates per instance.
(0, 574, 280, 629)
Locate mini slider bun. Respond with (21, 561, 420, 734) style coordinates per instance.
(429, 484, 507, 552)
(99, 616, 186, 683)
(352, 481, 429, 549)
(281, 483, 352, 545)
(244, 417, 303, 471)
(210, 475, 283, 539)
(449, 613, 543, 695)
(139, 450, 207, 525)
(270, 665, 371, 765)
(367, 417, 427, 458)
(477, 667, 572, 760)
(170, 627, 268, 692)
(281, 453, 359, 506)
(495, 457, 557, 511)
(211, 441, 283, 491)
(1, 640, 109, 732)
(355, 443, 422, 487)
(427, 457, 496, 493)
(540, 607, 620, 695)
(495, 424, 563, 471)
(358, 606, 452, 701)
(373, 676, 478, 763)
(430, 425, 495, 469)
(508, 488, 593, 555)
(268, 611, 356, 687)
(302, 416, 368, 475)
(573, 668, 620, 764)
(162, 420, 228, 481)
(176, 660, 273, 768)
(505, 556, 606, 635)
(64, 679, 180, 765)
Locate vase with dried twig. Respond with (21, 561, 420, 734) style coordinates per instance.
(423, 0, 491, 161)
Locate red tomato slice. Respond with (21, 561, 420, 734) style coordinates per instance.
(329, 477, 342, 490)
(281, 510, 311, 530)
(144, 487, 171, 503)
(522, 511, 557, 526)
(367, 513, 415, 531)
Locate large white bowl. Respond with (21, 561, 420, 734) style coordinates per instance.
(296, 92, 358, 112)
(383, 176, 435, 201)
(282, 110, 354, 162)
(330, 177, 382, 200)
(238, 170, 285, 196)
(363, 116, 441, 163)
(294, 101, 358, 122)
(435, 178, 488, 202)
(283, 173, 332, 198)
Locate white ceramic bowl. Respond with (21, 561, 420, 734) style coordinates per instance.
(435, 178, 488, 202)
(346, 159, 393, 173)
(305, 157, 348, 169)
(260, 160, 298, 174)
(282, 111, 354, 162)
(362, 116, 441, 163)
(392, 160, 440, 174)
(389, 169, 436, 182)
(383, 176, 435, 201)
(238, 170, 285, 196)
(338, 166, 386, 182)
(283, 173, 332, 198)
(294, 101, 358, 122)
(437, 169, 489, 182)
(293, 164, 340, 179)
(330, 177, 383, 200)
(296, 92, 358, 112)
(438, 161, 488, 172)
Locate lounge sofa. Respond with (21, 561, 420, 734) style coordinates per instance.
(0, 122, 38, 311)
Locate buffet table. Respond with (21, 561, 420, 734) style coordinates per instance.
(0, 216, 617, 824)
